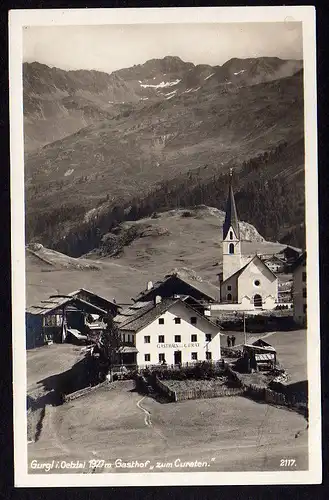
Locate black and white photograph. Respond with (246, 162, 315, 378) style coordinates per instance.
(9, 7, 320, 487)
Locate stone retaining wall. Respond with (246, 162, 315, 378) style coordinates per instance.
(63, 381, 108, 402)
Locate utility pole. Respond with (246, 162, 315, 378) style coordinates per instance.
(243, 312, 247, 345)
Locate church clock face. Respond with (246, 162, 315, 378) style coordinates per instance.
(254, 279, 260, 287)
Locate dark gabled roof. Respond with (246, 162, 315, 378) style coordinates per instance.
(68, 288, 119, 308)
(223, 175, 240, 240)
(263, 255, 285, 264)
(252, 338, 276, 350)
(290, 251, 306, 272)
(26, 295, 107, 316)
(117, 298, 222, 333)
(134, 271, 221, 303)
(282, 245, 303, 255)
(221, 254, 278, 285)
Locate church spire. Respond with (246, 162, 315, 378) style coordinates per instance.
(223, 169, 240, 240)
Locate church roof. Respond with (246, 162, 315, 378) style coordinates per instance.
(223, 175, 240, 240)
(221, 254, 278, 285)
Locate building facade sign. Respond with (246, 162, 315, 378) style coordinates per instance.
(156, 342, 200, 349)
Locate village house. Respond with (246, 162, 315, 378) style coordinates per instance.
(114, 297, 222, 368)
(134, 271, 221, 304)
(291, 251, 307, 326)
(261, 255, 285, 274)
(26, 289, 120, 348)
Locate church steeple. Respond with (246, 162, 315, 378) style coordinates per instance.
(223, 169, 240, 240)
(222, 169, 242, 282)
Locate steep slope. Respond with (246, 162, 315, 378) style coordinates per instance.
(25, 69, 304, 254)
(23, 56, 302, 151)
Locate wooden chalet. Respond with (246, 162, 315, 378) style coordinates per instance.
(26, 290, 118, 349)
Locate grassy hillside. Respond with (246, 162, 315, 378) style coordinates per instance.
(26, 207, 288, 306)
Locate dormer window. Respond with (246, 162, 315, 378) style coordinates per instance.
(229, 231, 233, 240)
(229, 243, 234, 254)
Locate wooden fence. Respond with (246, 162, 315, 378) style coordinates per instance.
(154, 376, 176, 401)
(154, 375, 244, 402)
(174, 385, 245, 402)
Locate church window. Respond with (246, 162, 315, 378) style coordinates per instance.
(229, 243, 234, 254)
(227, 293, 232, 301)
(227, 285, 232, 291)
(254, 280, 260, 287)
(254, 294, 262, 308)
(229, 231, 233, 240)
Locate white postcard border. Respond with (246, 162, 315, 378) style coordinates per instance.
(9, 6, 321, 487)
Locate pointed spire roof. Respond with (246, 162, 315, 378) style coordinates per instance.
(223, 169, 240, 240)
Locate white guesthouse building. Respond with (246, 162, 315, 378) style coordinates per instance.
(115, 297, 222, 367)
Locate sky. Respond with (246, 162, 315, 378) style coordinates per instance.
(23, 22, 303, 73)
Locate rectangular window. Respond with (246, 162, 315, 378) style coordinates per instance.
(303, 304, 307, 314)
(190, 317, 197, 325)
(159, 353, 165, 363)
(205, 334, 212, 343)
(144, 354, 150, 362)
(227, 285, 232, 291)
(206, 351, 212, 360)
(158, 335, 165, 343)
(191, 334, 198, 342)
(174, 335, 181, 343)
(191, 352, 198, 361)
(302, 271, 307, 282)
(158, 318, 164, 325)
(144, 336, 150, 344)
(303, 287, 307, 298)
(174, 318, 181, 324)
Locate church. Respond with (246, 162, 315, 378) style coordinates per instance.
(216, 172, 278, 311)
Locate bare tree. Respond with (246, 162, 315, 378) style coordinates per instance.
(97, 314, 123, 380)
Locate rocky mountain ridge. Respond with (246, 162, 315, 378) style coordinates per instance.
(24, 55, 305, 256)
(23, 56, 303, 151)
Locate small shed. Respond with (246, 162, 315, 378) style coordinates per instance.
(243, 339, 277, 372)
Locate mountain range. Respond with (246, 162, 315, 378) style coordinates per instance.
(23, 55, 305, 256)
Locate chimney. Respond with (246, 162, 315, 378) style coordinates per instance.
(147, 281, 153, 291)
(155, 295, 162, 305)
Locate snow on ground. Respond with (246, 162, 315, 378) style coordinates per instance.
(64, 168, 74, 177)
(140, 79, 181, 89)
(204, 73, 215, 80)
(234, 69, 246, 76)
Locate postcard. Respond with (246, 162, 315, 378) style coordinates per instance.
(9, 6, 321, 487)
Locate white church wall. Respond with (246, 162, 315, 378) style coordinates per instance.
(237, 259, 278, 305)
(220, 274, 238, 302)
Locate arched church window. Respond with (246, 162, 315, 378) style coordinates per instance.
(227, 293, 232, 301)
(254, 294, 262, 308)
(229, 243, 234, 254)
(229, 231, 233, 240)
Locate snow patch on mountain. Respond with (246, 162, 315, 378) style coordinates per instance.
(233, 69, 246, 76)
(139, 79, 181, 89)
(204, 73, 215, 80)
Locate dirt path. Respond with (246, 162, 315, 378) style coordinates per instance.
(136, 396, 152, 427)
